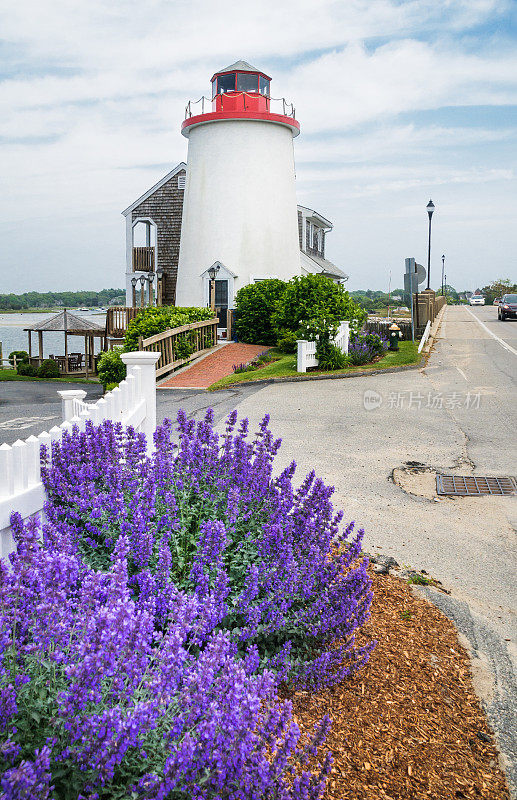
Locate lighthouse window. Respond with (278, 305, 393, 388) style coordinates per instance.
(259, 76, 270, 96)
(236, 72, 259, 93)
(217, 73, 236, 94)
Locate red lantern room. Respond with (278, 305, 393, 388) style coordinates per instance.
(182, 60, 300, 137)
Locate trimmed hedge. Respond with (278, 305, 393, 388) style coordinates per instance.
(272, 274, 366, 336)
(123, 306, 214, 352)
(37, 359, 60, 379)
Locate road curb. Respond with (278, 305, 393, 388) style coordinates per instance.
(208, 360, 424, 391)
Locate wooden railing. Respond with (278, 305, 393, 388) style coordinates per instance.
(140, 318, 218, 378)
(132, 246, 155, 271)
(106, 307, 141, 338)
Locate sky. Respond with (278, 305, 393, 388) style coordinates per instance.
(1, 0, 516, 294)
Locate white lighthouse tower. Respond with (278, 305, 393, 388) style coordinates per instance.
(175, 61, 301, 311)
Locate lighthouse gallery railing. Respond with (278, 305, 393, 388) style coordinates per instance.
(185, 93, 296, 119)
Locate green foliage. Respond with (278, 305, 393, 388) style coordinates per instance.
(276, 329, 298, 353)
(480, 278, 517, 305)
(8, 350, 29, 366)
(0, 289, 124, 310)
(235, 279, 287, 344)
(317, 343, 348, 370)
(407, 573, 431, 586)
(123, 306, 213, 352)
(37, 359, 60, 378)
(97, 349, 126, 391)
(273, 275, 366, 336)
(105, 381, 119, 392)
(16, 362, 38, 377)
(399, 609, 412, 621)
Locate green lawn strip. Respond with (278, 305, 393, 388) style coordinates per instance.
(208, 341, 420, 390)
(0, 369, 98, 383)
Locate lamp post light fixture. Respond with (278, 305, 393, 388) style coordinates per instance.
(441, 254, 445, 297)
(131, 276, 138, 308)
(425, 199, 435, 290)
(156, 267, 164, 306)
(207, 264, 220, 312)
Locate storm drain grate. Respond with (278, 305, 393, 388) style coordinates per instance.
(436, 474, 517, 496)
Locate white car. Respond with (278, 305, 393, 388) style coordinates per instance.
(469, 295, 485, 306)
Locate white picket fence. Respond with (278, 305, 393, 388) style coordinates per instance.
(0, 352, 160, 560)
(296, 321, 350, 373)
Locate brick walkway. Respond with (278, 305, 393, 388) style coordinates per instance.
(158, 343, 269, 389)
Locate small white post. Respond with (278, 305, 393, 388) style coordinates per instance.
(0, 443, 14, 498)
(111, 386, 122, 420)
(25, 435, 40, 486)
(296, 340, 308, 373)
(12, 440, 28, 493)
(121, 352, 160, 451)
(95, 397, 108, 425)
(57, 389, 87, 422)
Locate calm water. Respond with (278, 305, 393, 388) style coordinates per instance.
(0, 311, 107, 363)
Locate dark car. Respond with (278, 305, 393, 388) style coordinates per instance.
(498, 294, 517, 320)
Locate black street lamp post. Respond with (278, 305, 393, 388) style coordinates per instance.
(441, 254, 445, 296)
(426, 199, 435, 290)
(207, 264, 220, 312)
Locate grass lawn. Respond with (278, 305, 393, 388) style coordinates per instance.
(208, 341, 420, 391)
(0, 368, 97, 383)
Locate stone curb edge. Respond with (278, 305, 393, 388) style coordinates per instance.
(209, 360, 423, 391)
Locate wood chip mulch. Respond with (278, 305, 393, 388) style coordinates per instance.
(290, 572, 510, 799)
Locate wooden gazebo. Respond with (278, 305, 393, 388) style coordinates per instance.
(24, 310, 107, 378)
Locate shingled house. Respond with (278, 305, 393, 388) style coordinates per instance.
(123, 163, 347, 308)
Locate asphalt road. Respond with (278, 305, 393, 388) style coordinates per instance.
(0, 380, 103, 444)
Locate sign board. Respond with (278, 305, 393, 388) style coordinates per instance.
(404, 273, 419, 294)
(404, 258, 426, 286)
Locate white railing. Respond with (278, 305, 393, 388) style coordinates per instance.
(0, 351, 160, 560)
(296, 321, 350, 373)
(185, 94, 296, 119)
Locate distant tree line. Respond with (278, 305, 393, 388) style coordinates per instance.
(0, 289, 125, 311)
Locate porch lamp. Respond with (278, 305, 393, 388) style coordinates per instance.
(156, 267, 164, 306)
(131, 276, 138, 308)
(207, 264, 220, 311)
(138, 273, 147, 308)
(426, 199, 435, 290)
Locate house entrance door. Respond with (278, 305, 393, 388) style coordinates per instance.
(214, 279, 228, 326)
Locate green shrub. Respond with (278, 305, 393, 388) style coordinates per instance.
(37, 359, 60, 378)
(316, 343, 348, 371)
(9, 350, 29, 366)
(123, 306, 213, 352)
(276, 329, 298, 353)
(235, 279, 287, 344)
(16, 362, 38, 377)
(97, 349, 127, 391)
(272, 274, 366, 336)
(105, 381, 119, 392)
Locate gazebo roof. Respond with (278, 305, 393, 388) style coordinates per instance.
(24, 309, 105, 336)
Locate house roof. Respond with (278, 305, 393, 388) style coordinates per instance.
(122, 162, 187, 216)
(211, 60, 271, 81)
(300, 250, 348, 282)
(24, 310, 105, 335)
(297, 205, 333, 230)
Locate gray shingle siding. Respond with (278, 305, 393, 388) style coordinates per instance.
(131, 170, 185, 305)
